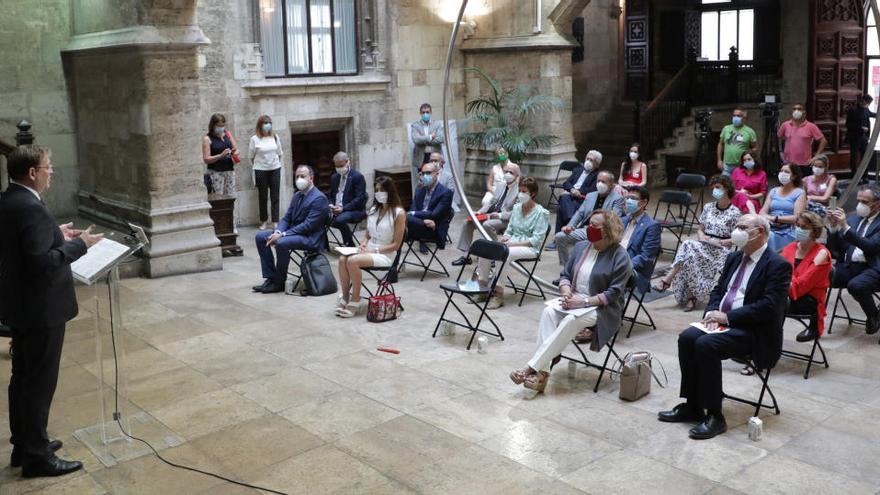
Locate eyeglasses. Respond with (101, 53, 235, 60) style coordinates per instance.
(34, 166, 53, 171)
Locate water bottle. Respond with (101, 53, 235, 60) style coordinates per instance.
(567, 361, 577, 379)
(476, 336, 488, 354)
(747, 417, 763, 441)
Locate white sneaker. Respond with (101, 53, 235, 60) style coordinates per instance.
(259, 221, 270, 230)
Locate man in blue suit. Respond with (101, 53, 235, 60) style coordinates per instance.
(253, 165, 330, 293)
(659, 214, 791, 440)
(550, 150, 601, 247)
(328, 151, 367, 247)
(620, 186, 661, 294)
(826, 184, 880, 335)
(408, 161, 454, 253)
(553, 170, 624, 266)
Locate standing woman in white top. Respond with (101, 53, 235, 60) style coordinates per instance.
(336, 176, 406, 318)
(483, 145, 515, 207)
(249, 115, 283, 230)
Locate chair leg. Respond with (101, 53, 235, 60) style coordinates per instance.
(433, 291, 456, 338)
(593, 334, 620, 393)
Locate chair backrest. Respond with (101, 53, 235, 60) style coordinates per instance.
(675, 173, 706, 190)
(555, 160, 581, 182)
(656, 190, 692, 207)
(460, 239, 510, 289)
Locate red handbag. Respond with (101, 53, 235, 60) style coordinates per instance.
(367, 282, 401, 323)
(225, 130, 241, 163)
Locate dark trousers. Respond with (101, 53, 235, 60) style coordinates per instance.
(406, 215, 440, 243)
(788, 294, 819, 332)
(255, 230, 312, 283)
(555, 194, 583, 233)
(255, 168, 281, 223)
(678, 326, 752, 412)
(9, 324, 65, 461)
(848, 135, 869, 178)
(331, 210, 367, 247)
(832, 262, 880, 320)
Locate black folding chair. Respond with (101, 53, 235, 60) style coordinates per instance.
(723, 356, 780, 416)
(652, 190, 692, 257)
(433, 240, 509, 350)
(360, 230, 407, 311)
(556, 331, 624, 393)
(546, 160, 581, 209)
(401, 211, 454, 281)
(675, 173, 706, 233)
(780, 312, 829, 379)
(327, 218, 363, 247)
(286, 249, 318, 294)
(505, 224, 552, 306)
(827, 286, 880, 332)
(622, 260, 659, 338)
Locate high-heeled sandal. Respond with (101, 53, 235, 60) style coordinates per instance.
(337, 300, 361, 318)
(523, 372, 549, 393)
(683, 298, 697, 312)
(653, 279, 671, 292)
(509, 368, 532, 385)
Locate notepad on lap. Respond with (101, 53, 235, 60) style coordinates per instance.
(333, 246, 359, 256)
(690, 321, 730, 334)
(545, 297, 596, 317)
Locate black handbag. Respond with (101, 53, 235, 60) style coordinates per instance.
(300, 252, 338, 296)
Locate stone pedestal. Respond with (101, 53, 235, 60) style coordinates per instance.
(208, 196, 243, 257)
(62, 6, 222, 277)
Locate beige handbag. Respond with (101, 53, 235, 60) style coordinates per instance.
(615, 351, 667, 401)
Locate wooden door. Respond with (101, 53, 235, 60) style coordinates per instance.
(291, 130, 342, 195)
(624, 0, 651, 100)
(809, 0, 866, 172)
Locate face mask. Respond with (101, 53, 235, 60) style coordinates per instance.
(731, 228, 751, 248)
(812, 166, 825, 176)
(421, 174, 434, 187)
(586, 224, 604, 243)
(792, 110, 804, 120)
(498, 154, 508, 163)
(625, 198, 640, 214)
(857, 202, 872, 218)
(795, 227, 811, 242)
(421, 112, 431, 122)
(375, 191, 388, 204)
(778, 172, 791, 185)
(732, 116, 743, 126)
(335, 166, 347, 175)
(517, 192, 531, 204)
(743, 161, 755, 170)
(712, 188, 724, 200)
(628, 151, 639, 161)
(596, 182, 609, 195)
(295, 177, 309, 191)
(503, 172, 516, 184)
(215, 126, 225, 136)
(262, 123, 272, 133)
(583, 160, 593, 172)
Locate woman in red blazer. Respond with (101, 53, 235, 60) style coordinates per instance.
(781, 211, 832, 342)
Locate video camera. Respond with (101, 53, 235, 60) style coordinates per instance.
(694, 109, 713, 138)
(759, 94, 781, 120)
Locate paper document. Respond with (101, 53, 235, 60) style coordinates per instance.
(333, 246, 359, 256)
(690, 321, 730, 334)
(545, 297, 597, 317)
(71, 238, 132, 285)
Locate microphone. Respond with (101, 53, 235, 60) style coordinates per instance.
(87, 193, 149, 247)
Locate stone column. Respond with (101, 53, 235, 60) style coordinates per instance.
(62, 3, 222, 277)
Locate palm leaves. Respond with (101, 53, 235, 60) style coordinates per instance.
(460, 67, 563, 163)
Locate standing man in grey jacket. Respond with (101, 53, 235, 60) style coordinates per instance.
(411, 103, 445, 176)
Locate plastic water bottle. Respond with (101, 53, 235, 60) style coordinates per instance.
(567, 361, 577, 379)
(476, 336, 488, 354)
(747, 417, 763, 441)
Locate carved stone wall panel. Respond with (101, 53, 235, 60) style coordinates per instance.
(840, 33, 862, 57)
(840, 64, 862, 88)
(817, 0, 862, 23)
(813, 95, 837, 121)
(816, 33, 837, 57)
(815, 65, 837, 90)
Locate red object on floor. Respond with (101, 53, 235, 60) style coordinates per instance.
(377, 347, 400, 354)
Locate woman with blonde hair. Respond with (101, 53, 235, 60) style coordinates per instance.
(249, 115, 283, 230)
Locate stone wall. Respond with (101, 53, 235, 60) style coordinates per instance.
(0, 0, 79, 215)
(779, 0, 809, 113)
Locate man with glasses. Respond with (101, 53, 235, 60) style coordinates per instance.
(407, 162, 453, 254)
(658, 214, 790, 440)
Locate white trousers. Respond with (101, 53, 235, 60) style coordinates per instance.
(527, 305, 598, 373)
(477, 246, 536, 284)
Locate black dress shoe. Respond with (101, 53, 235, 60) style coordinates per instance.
(866, 315, 880, 335)
(10, 440, 63, 468)
(551, 278, 561, 286)
(21, 455, 82, 478)
(451, 256, 472, 266)
(796, 327, 818, 342)
(252, 279, 272, 292)
(657, 403, 705, 423)
(688, 414, 727, 440)
(259, 282, 284, 294)
(419, 242, 430, 254)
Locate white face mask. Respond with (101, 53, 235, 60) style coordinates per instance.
(503, 172, 516, 184)
(583, 159, 594, 172)
(792, 110, 804, 120)
(629, 151, 639, 161)
(517, 192, 532, 204)
(812, 166, 825, 176)
(335, 166, 347, 175)
(730, 228, 751, 248)
(778, 172, 791, 185)
(596, 182, 610, 195)
(857, 202, 872, 218)
(295, 177, 309, 191)
(375, 191, 388, 204)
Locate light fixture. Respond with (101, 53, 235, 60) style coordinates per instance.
(260, 0, 275, 14)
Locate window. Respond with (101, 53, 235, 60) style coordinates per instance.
(699, 1, 754, 62)
(258, 0, 358, 77)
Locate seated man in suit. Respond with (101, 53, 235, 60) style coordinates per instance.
(620, 186, 661, 294)
(328, 151, 368, 247)
(253, 165, 330, 293)
(428, 151, 460, 213)
(554, 170, 625, 266)
(451, 162, 521, 266)
(658, 214, 790, 440)
(407, 161, 454, 254)
(549, 149, 602, 249)
(826, 184, 880, 335)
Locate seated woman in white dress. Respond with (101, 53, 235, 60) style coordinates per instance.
(335, 176, 405, 318)
(509, 209, 632, 393)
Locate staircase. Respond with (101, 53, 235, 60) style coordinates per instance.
(578, 102, 637, 175)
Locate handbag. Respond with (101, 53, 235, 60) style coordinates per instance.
(367, 281, 401, 323)
(300, 252, 337, 296)
(224, 130, 241, 163)
(614, 351, 668, 401)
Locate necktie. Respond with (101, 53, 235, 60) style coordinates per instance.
(720, 257, 750, 313)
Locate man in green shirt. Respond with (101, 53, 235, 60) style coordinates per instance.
(717, 108, 758, 176)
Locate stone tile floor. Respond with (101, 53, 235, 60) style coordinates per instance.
(2, 217, 880, 494)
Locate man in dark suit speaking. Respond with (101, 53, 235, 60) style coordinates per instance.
(658, 213, 791, 440)
(1, 145, 103, 477)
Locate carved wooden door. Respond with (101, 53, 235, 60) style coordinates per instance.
(809, 0, 866, 171)
(625, 0, 651, 100)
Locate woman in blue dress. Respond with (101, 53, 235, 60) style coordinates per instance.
(760, 163, 806, 251)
